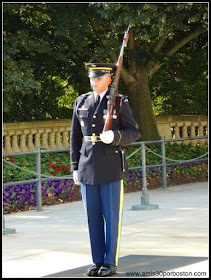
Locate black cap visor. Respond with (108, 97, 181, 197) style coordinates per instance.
(88, 70, 110, 78)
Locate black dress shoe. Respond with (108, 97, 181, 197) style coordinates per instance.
(87, 263, 102, 276)
(98, 264, 117, 277)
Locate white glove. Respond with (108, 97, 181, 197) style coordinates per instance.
(100, 130, 114, 144)
(73, 170, 80, 185)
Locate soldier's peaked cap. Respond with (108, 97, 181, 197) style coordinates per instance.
(86, 63, 116, 78)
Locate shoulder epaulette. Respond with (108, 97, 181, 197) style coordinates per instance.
(75, 92, 92, 114)
(82, 91, 92, 97)
(77, 91, 91, 100)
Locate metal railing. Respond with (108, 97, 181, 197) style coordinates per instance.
(128, 135, 208, 210)
(3, 135, 208, 212)
(3, 146, 73, 211)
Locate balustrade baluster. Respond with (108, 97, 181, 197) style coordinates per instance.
(190, 123, 198, 146)
(19, 129, 29, 152)
(198, 122, 206, 145)
(174, 123, 182, 144)
(4, 132, 13, 153)
(27, 130, 35, 151)
(182, 123, 190, 145)
(62, 129, 70, 148)
(55, 128, 64, 148)
(49, 129, 57, 149)
(34, 130, 41, 146)
(12, 131, 21, 153)
(41, 129, 50, 150)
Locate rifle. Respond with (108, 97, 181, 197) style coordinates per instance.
(102, 23, 130, 133)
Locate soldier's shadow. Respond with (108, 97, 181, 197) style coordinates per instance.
(43, 255, 208, 278)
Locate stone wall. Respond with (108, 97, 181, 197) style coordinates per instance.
(3, 116, 208, 153)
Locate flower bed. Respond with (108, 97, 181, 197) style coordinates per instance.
(3, 160, 208, 214)
(3, 179, 80, 214)
(3, 143, 208, 214)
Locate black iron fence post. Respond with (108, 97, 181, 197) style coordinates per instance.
(161, 135, 167, 190)
(35, 145, 42, 211)
(140, 142, 149, 205)
(132, 141, 159, 211)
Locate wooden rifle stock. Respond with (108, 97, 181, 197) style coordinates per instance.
(103, 24, 130, 133)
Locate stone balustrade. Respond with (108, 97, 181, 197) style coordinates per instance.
(155, 115, 208, 146)
(3, 119, 71, 154)
(3, 116, 208, 154)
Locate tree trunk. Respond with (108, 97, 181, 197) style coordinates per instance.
(125, 63, 160, 141)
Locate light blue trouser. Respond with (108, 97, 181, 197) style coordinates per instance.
(80, 180, 124, 266)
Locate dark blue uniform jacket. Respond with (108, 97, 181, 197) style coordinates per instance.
(70, 90, 139, 185)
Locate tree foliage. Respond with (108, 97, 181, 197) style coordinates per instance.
(3, 3, 80, 121)
(150, 38, 208, 115)
(3, 3, 208, 140)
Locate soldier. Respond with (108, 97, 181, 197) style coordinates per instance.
(70, 63, 139, 277)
